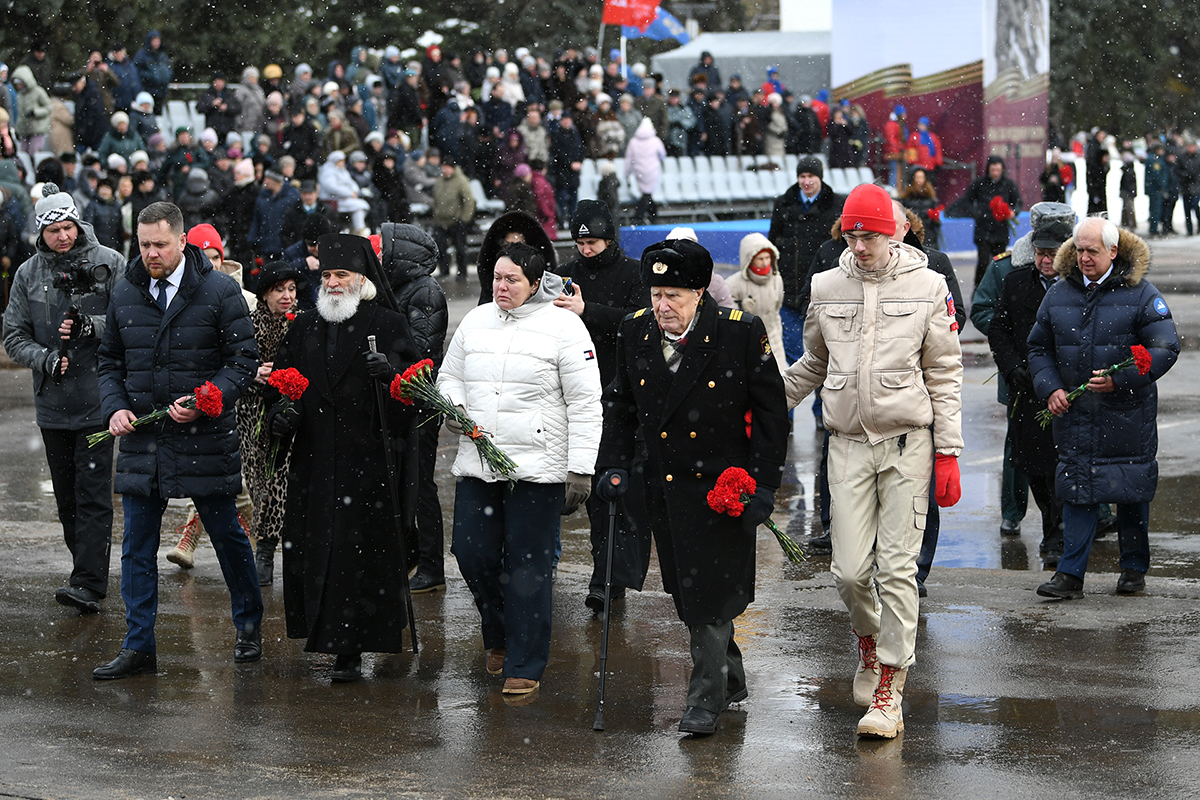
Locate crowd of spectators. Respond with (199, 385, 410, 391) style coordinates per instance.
(0, 35, 933, 301)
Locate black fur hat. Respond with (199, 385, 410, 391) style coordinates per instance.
(640, 239, 713, 290)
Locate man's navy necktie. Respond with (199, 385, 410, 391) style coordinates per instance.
(155, 279, 170, 310)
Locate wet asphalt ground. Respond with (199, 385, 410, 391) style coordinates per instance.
(2, 239, 1200, 799)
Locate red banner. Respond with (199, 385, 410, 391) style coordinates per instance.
(602, 0, 660, 27)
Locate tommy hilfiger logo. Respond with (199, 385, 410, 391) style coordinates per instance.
(584, 349, 595, 360)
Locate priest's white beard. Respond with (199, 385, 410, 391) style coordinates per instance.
(317, 279, 362, 323)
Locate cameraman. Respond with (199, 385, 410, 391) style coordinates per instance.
(2, 185, 126, 613)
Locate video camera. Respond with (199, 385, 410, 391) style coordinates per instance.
(51, 260, 111, 296)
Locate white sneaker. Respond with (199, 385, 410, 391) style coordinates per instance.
(852, 632, 881, 707)
(857, 665, 907, 738)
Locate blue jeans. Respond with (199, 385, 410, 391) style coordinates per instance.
(779, 304, 805, 365)
(1059, 502, 1150, 580)
(452, 478, 563, 681)
(121, 493, 263, 653)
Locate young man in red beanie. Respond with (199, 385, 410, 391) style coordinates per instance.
(782, 182, 963, 738)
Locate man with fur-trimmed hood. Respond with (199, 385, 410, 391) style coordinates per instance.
(1028, 217, 1178, 601)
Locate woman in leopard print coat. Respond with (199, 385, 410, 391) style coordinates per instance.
(237, 261, 306, 585)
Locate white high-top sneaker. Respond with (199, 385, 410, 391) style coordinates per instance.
(857, 664, 907, 738)
(853, 632, 881, 707)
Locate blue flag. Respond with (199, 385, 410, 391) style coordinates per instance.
(622, 7, 690, 44)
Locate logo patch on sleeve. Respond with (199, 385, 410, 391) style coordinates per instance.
(761, 334, 772, 355)
(946, 292, 959, 331)
(1154, 297, 1169, 316)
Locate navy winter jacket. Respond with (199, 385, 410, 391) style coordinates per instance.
(248, 184, 300, 257)
(98, 244, 258, 498)
(1026, 229, 1179, 505)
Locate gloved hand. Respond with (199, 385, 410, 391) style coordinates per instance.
(270, 405, 301, 438)
(563, 472, 591, 511)
(934, 453, 961, 507)
(365, 351, 395, 381)
(67, 313, 95, 339)
(594, 468, 629, 503)
(445, 405, 468, 436)
(1006, 366, 1033, 394)
(743, 486, 775, 527)
(43, 351, 63, 376)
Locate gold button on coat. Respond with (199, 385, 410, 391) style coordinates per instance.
(708, 381, 715, 388)
(665, 474, 673, 481)
(660, 431, 667, 438)
(690, 432, 696, 438)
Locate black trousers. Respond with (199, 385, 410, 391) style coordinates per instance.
(974, 240, 1008, 288)
(415, 414, 445, 578)
(41, 428, 114, 596)
(433, 222, 470, 275)
(687, 620, 745, 712)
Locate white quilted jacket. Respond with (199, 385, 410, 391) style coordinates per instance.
(438, 273, 603, 483)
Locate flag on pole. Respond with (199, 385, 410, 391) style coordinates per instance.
(602, 0, 660, 28)
(622, 6, 690, 43)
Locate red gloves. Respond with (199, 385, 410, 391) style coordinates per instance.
(934, 454, 961, 507)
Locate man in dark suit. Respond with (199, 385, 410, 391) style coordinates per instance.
(596, 239, 788, 736)
(95, 201, 262, 679)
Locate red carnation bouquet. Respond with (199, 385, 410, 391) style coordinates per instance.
(707, 467, 805, 564)
(390, 359, 518, 481)
(88, 381, 224, 447)
(989, 195, 1017, 235)
(264, 367, 309, 476)
(928, 204, 945, 223)
(1036, 345, 1153, 428)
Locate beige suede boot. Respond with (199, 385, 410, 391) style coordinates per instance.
(857, 664, 907, 738)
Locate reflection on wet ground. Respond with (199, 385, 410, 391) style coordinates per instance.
(3, 256, 1200, 797)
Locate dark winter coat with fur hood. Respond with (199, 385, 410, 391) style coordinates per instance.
(474, 210, 557, 306)
(1027, 229, 1179, 504)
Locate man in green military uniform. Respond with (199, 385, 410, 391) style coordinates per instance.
(971, 201, 1075, 540)
(596, 238, 788, 737)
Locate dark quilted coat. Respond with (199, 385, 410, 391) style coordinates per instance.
(1026, 229, 1179, 505)
(380, 222, 448, 367)
(98, 244, 258, 498)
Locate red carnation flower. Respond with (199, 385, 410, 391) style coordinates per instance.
(390, 373, 413, 405)
(706, 466, 806, 564)
(285, 311, 296, 322)
(989, 195, 1014, 222)
(268, 367, 309, 401)
(193, 381, 224, 418)
(1132, 344, 1152, 375)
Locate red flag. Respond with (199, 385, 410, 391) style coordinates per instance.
(602, 0, 660, 27)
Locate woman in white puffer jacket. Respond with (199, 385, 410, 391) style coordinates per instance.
(438, 242, 602, 696)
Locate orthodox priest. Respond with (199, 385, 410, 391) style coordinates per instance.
(270, 233, 420, 683)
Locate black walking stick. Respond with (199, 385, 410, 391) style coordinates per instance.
(368, 334, 419, 653)
(593, 470, 624, 732)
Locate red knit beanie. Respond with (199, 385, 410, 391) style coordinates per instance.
(187, 223, 223, 260)
(841, 184, 896, 236)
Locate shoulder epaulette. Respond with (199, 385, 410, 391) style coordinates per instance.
(624, 308, 651, 323)
(993, 251, 1011, 262)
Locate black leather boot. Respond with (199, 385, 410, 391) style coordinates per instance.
(255, 539, 276, 586)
